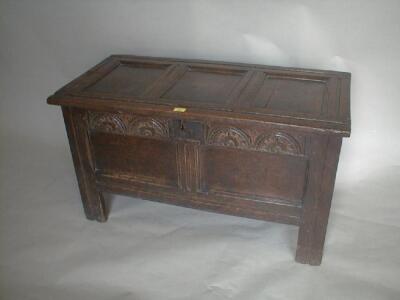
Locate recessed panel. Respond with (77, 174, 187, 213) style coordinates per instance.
(162, 67, 244, 105)
(253, 75, 328, 115)
(91, 133, 178, 188)
(203, 146, 307, 204)
(84, 62, 169, 97)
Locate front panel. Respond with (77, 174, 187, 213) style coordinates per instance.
(91, 133, 179, 189)
(201, 124, 308, 206)
(201, 146, 307, 205)
(87, 111, 180, 191)
(87, 110, 310, 209)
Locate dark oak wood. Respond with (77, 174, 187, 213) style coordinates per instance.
(61, 107, 108, 222)
(48, 55, 351, 265)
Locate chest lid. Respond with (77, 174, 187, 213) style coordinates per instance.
(48, 55, 351, 136)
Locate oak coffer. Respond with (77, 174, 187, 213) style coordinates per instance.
(47, 55, 351, 265)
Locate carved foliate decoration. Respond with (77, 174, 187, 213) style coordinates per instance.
(255, 132, 301, 155)
(89, 112, 126, 134)
(128, 118, 169, 138)
(207, 126, 302, 155)
(89, 112, 301, 155)
(207, 127, 251, 149)
(88, 112, 168, 138)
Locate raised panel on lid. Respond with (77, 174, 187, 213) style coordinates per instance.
(84, 62, 170, 97)
(252, 75, 328, 115)
(161, 66, 245, 106)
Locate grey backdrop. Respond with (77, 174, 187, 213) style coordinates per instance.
(1, 1, 400, 299)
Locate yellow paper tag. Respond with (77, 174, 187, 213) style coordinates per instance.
(173, 107, 187, 112)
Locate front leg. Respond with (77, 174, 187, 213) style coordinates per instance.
(62, 106, 108, 222)
(295, 136, 342, 265)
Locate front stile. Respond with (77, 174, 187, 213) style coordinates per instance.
(62, 107, 108, 222)
(296, 135, 342, 265)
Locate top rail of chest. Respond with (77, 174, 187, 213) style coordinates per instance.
(47, 55, 351, 136)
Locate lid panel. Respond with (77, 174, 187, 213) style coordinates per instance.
(160, 66, 245, 107)
(48, 55, 351, 136)
(253, 75, 327, 115)
(83, 61, 170, 98)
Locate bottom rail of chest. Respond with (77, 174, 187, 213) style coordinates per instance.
(95, 173, 303, 226)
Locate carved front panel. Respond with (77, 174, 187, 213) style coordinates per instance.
(206, 127, 251, 149)
(88, 110, 307, 204)
(88, 111, 176, 190)
(89, 113, 126, 134)
(129, 118, 168, 138)
(88, 111, 203, 193)
(255, 132, 301, 155)
(88, 112, 304, 157)
(206, 125, 303, 156)
(203, 124, 307, 204)
(88, 111, 169, 139)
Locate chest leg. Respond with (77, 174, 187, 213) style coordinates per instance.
(62, 107, 108, 222)
(295, 136, 342, 265)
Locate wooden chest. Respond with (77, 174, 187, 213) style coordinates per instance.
(47, 55, 351, 265)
